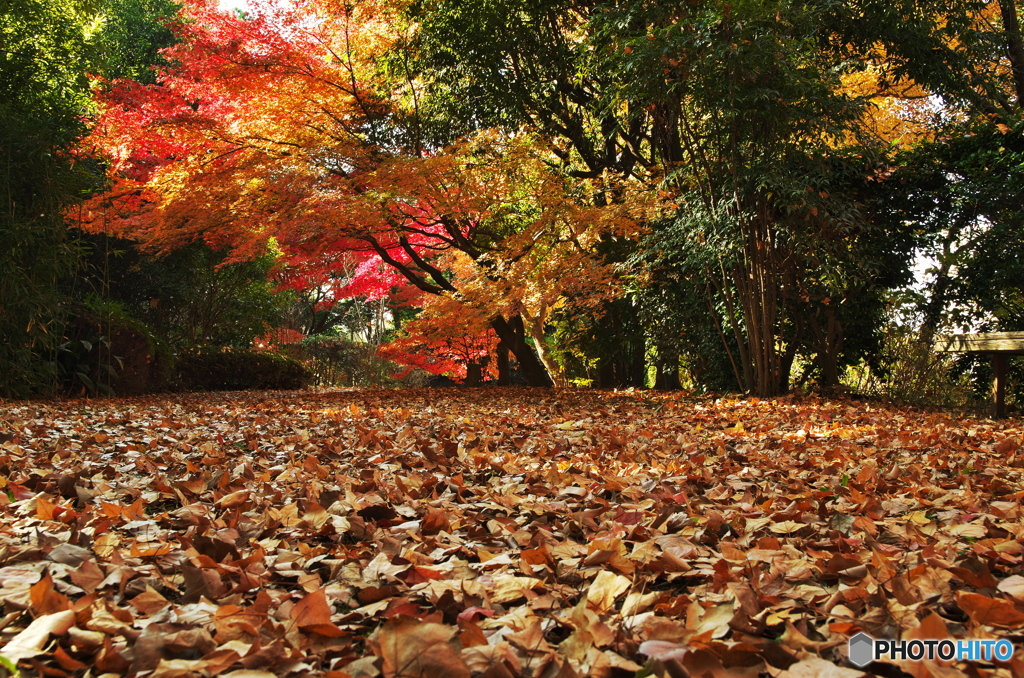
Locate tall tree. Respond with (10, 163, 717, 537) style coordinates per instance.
(832, 0, 1024, 340)
(413, 0, 920, 395)
(595, 0, 914, 394)
(79, 0, 651, 386)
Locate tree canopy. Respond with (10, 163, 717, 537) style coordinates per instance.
(34, 0, 1024, 396)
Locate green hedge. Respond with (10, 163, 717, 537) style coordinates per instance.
(176, 346, 311, 391)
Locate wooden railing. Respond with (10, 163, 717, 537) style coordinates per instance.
(933, 332, 1024, 418)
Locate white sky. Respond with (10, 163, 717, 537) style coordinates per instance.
(217, 0, 252, 13)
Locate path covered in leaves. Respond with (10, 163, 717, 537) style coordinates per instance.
(0, 388, 1023, 677)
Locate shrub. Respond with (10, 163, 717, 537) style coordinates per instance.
(62, 296, 174, 395)
(176, 346, 311, 391)
(845, 325, 985, 409)
(293, 335, 398, 387)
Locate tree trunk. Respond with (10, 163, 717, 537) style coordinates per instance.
(998, 0, 1024, 108)
(495, 339, 511, 385)
(490, 315, 552, 386)
(809, 307, 844, 388)
(654, 347, 682, 390)
(525, 314, 565, 386)
(465, 361, 483, 386)
(919, 230, 961, 346)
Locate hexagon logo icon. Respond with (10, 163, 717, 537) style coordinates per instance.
(848, 632, 875, 667)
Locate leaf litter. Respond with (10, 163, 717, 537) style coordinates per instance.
(0, 388, 1022, 677)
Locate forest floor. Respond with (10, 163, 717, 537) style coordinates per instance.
(0, 387, 1021, 678)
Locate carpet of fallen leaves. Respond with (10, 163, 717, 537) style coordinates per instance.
(0, 388, 1023, 678)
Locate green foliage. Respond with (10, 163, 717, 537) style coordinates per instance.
(548, 293, 648, 388)
(837, 0, 1024, 348)
(895, 127, 1024, 332)
(0, 0, 181, 398)
(95, 0, 180, 83)
(85, 239, 294, 351)
(175, 346, 311, 392)
(0, 0, 100, 111)
(56, 333, 118, 396)
(413, 0, 922, 395)
(409, 0, 586, 146)
(62, 295, 174, 395)
(0, 0, 102, 398)
(634, 267, 741, 393)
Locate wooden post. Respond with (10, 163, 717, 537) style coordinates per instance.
(993, 353, 1008, 418)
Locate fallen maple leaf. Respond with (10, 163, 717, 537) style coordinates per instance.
(0, 610, 75, 663)
(290, 588, 346, 637)
(957, 591, 1024, 628)
(372, 616, 470, 678)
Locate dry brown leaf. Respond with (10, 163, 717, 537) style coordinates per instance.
(997, 575, 1024, 601)
(772, 657, 867, 678)
(374, 617, 470, 678)
(291, 588, 346, 637)
(0, 609, 76, 662)
(957, 591, 1024, 628)
(486, 575, 543, 604)
(586, 571, 631, 613)
(0, 389, 1021, 675)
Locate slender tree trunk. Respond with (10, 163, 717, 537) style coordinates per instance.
(654, 346, 682, 390)
(495, 338, 510, 385)
(732, 213, 786, 397)
(524, 313, 564, 386)
(714, 267, 752, 390)
(919, 231, 959, 345)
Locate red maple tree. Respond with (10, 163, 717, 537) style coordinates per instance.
(79, 0, 655, 385)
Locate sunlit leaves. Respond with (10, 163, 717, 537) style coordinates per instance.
(0, 390, 1023, 675)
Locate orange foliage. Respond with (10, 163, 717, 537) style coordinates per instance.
(78, 0, 658, 378)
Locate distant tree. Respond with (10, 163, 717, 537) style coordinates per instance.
(831, 0, 1024, 338)
(413, 0, 922, 395)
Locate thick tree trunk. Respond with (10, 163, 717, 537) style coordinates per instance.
(465, 361, 483, 386)
(809, 307, 844, 388)
(490, 315, 553, 386)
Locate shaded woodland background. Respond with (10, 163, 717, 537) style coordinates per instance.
(6, 0, 1024, 406)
